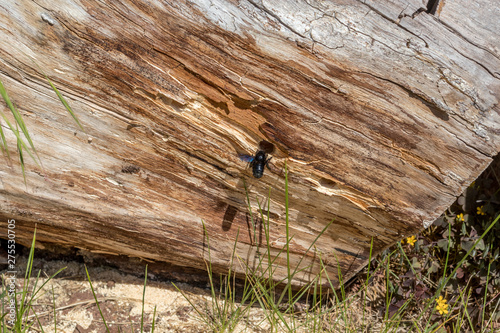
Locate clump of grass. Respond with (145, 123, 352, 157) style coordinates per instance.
(1, 163, 497, 332)
(0, 230, 66, 332)
(174, 162, 333, 332)
(0, 232, 157, 332)
(2, 163, 497, 333)
(178, 160, 500, 333)
(239, 164, 334, 332)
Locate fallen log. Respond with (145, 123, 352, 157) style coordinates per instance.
(0, 0, 498, 288)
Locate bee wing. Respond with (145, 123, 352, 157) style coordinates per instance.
(239, 154, 254, 162)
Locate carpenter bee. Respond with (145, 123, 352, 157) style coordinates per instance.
(239, 150, 272, 179)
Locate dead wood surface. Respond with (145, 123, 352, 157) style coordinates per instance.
(0, 0, 499, 288)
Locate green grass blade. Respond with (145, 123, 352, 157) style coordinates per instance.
(17, 229, 38, 328)
(151, 305, 157, 333)
(43, 75, 84, 131)
(0, 119, 9, 158)
(0, 78, 41, 167)
(171, 282, 210, 327)
(481, 259, 492, 332)
(9, 98, 40, 163)
(29, 267, 66, 303)
(441, 221, 452, 285)
(25, 55, 84, 132)
(15, 123, 26, 185)
(141, 265, 147, 333)
(31, 308, 46, 333)
(284, 160, 292, 303)
(484, 296, 500, 330)
(84, 265, 111, 333)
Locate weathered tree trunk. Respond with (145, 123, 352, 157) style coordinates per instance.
(0, 0, 498, 288)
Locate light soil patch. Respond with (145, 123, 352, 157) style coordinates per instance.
(0, 248, 280, 333)
(1, 246, 393, 332)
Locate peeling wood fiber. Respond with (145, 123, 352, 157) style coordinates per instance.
(0, 0, 499, 288)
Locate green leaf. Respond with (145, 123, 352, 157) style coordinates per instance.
(412, 257, 421, 269)
(437, 238, 449, 251)
(428, 261, 440, 274)
(461, 240, 476, 253)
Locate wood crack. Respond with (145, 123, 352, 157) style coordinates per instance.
(356, 0, 430, 48)
(246, 0, 307, 38)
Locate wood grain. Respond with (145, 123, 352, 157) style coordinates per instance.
(0, 0, 498, 288)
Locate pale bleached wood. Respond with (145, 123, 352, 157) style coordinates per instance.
(0, 0, 498, 288)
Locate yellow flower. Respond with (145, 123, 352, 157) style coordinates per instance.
(435, 296, 449, 315)
(406, 236, 416, 246)
(456, 213, 464, 222)
(477, 205, 487, 216)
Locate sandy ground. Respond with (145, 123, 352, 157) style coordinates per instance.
(0, 245, 294, 333)
(2, 256, 206, 332)
(0, 242, 403, 333)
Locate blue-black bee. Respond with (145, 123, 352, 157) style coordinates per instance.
(239, 150, 272, 179)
